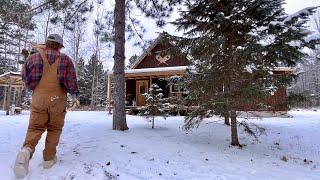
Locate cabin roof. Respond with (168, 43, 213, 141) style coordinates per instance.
(272, 67, 295, 72)
(108, 66, 188, 78)
(0, 71, 24, 87)
(130, 33, 168, 69)
(0, 71, 21, 78)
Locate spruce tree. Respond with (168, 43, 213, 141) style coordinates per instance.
(174, 0, 319, 146)
(77, 58, 88, 105)
(0, 0, 34, 105)
(141, 84, 168, 129)
(0, 0, 34, 74)
(126, 54, 138, 69)
(83, 54, 106, 108)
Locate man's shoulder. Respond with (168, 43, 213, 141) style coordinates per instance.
(60, 53, 73, 62)
(26, 52, 41, 63)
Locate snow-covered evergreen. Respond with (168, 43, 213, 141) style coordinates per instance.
(140, 83, 168, 128)
(174, 0, 319, 146)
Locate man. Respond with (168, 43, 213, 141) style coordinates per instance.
(14, 34, 79, 178)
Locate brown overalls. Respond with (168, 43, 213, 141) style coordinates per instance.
(23, 49, 67, 161)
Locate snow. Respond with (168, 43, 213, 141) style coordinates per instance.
(108, 66, 188, 75)
(283, 7, 316, 23)
(244, 64, 256, 73)
(0, 71, 21, 78)
(305, 33, 320, 43)
(1, 110, 320, 179)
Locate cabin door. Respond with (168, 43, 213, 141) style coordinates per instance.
(136, 80, 149, 106)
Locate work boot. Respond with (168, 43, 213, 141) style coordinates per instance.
(43, 156, 57, 169)
(13, 147, 32, 178)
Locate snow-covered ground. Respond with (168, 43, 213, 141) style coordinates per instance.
(0, 110, 319, 180)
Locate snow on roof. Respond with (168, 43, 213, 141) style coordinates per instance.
(272, 67, 295, 72)
(107, 66, 294, 76)
(108, 66, 188, 75)
(0, 71, 21, 78)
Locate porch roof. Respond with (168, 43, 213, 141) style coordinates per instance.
(0, 71, 24, 87)
(107, 66, 294, 78)
(108, 66, 188, 78)
(272, 67, 295, 72)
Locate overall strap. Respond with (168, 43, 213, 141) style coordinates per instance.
(37, 48, 50, 68)
(53, 53, 62, 66)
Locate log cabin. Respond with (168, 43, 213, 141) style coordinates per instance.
(107, 33, 189, 109)
(107, 33, 294, 114)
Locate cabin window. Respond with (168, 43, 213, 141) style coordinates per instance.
(140, 85, 146, 94)
(170, 84, 186, 93)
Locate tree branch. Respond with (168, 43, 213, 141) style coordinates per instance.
(64, 0, 89, 23)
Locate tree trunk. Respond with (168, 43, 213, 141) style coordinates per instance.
(90, 68, 96, 107)
(45, 10, 51, 39)
(224, 112, 230, 126)
(112, 0, 128, 131)
(152, 116, 155, 129)
(230, 110, 241, 146)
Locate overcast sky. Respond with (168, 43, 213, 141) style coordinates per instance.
(103, 0, 320, 70)
(284, 0, 320, 14)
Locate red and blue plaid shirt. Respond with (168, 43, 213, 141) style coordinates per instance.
(22, 49, 79, 95)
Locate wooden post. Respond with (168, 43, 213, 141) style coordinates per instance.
(107, 75, 113, 114)
(107, 75, 111, 102)
(17, 87, 23, 107)
(6, 79, 12, 115)
(2, 87, 7, 110)
(12, 87, 16, 106)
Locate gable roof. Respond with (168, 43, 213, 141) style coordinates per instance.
(130, 32, 168, 69)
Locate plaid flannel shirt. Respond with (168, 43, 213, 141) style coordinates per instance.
(22, 49, 79, 95)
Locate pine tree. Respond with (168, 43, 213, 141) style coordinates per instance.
(0, 0, 34, 74)
(126, 54, 138, 69)
(174, 0, 319, 146)
(77, 58, 88, 105)
(83, 54, 106, 108)
(0, 0, 34, 106)
(140, 84, 168, 129)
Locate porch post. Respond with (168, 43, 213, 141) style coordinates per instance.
(6, 79, 12, 115)
(2, 86, 7, 110)
(12, 87, 16, 106)
(107, 75, 111, 102)
(17, 87, 23, 107)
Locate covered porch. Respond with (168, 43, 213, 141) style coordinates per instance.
(107, 66, 188, 108)
(0, 72, 25, 115)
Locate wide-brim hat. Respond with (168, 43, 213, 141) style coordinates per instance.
(46, 34, 64, 47)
